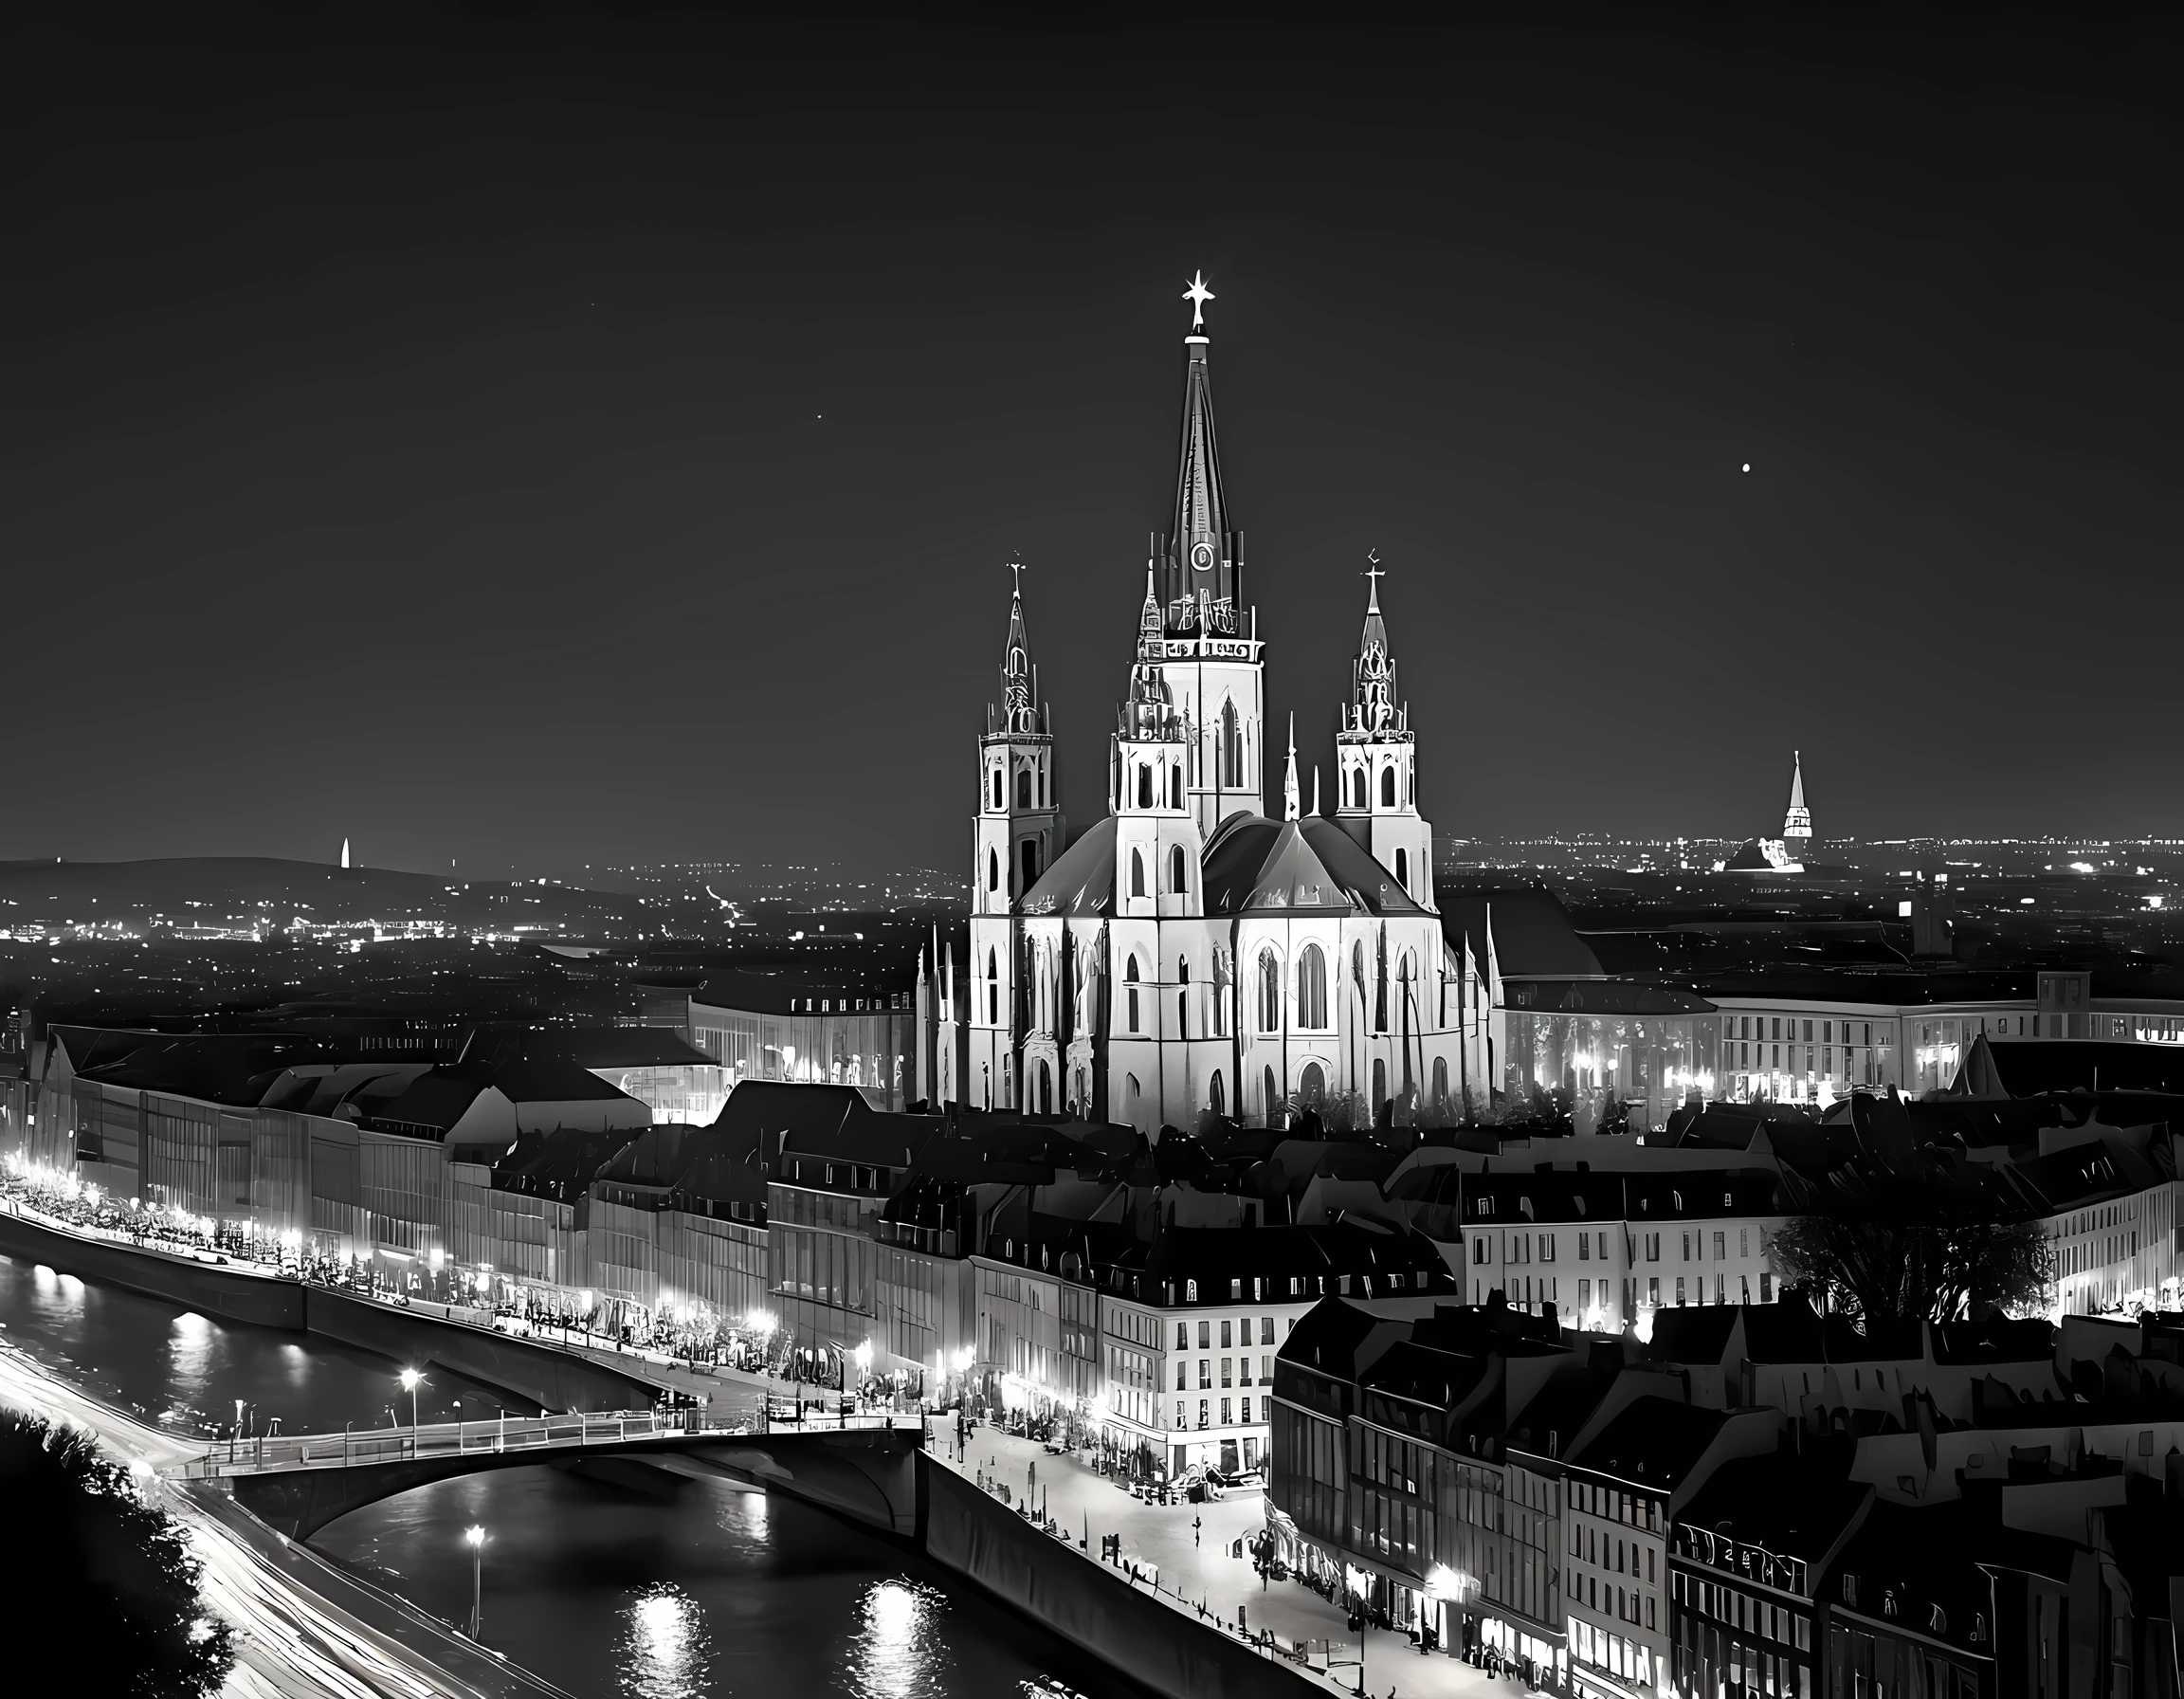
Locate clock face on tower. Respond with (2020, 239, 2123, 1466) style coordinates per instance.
(1191, 540, 1215, 572)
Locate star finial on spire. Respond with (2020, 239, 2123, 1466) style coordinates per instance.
(1364, 548, 1385, 612)
(1182, 269, 1215, 331)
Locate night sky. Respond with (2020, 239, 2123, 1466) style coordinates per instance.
(5, 10, 2179, 879)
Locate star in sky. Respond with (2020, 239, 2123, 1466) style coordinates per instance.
(1182, 269, 1214, 330)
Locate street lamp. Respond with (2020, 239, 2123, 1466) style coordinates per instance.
(399, 1368, 423, 1434)
(464, 1525, 486, 1638)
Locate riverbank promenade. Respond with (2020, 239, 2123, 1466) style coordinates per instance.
(935, 1426, 1509, 1699)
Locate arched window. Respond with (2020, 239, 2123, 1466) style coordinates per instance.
(1016, 767, 1031, 809)
(992, 768, 1003, 811)
(1264, 1066, 1279, 1127)
(1038, 1060, 1052, 1114)
(988, 948, 1000, 1025)
(1127, 1073, 1141, 1111)
(1169, 766, 1182, 811)
(1394, 847, 1409, 892)
(1352, 768, 1366, 810)
(1130, 849, 1146, 899)
(1381, 764, 1397, 808)
(1125, 955, 1140, 1033)
(1041, 765, 1049, 807)
(1209, 1070, 1225, 1116)
(1432, 1056, 1449, 1113)
(1299, 1061, 1326, 1106)
(1258, 948, 1282, 1032)
(1220, 700, 1241, 787)
(1021, 839, 1040, 892)
(1297, 942, 1328, 1029)
(1177, 955, 1190, 1037)
(1137, 764, 1154, 810)
(988, 848, 1000, 892)
(1170, 844, 1187, 894)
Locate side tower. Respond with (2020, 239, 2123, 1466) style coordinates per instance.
(1782, 751, 1811, 853)
(1147, 316, 1265, 837)
(1335, 565, 1435, 906)
(966, 578, 1063, 1109)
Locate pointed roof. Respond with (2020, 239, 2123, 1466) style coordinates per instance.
(996, 585, 1037, 734)
(1283, 713, 1300, 821)
(1172, 337, 1228, 577)
(1783, 749, 1812, 838)
(1199, 815, 1428, 917)
(1350, 566, 1401, 734)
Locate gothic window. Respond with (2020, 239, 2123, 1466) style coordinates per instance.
(1016, 767, 1031, 809)
(1374, 1057, 1388, 1108)
(989, 849, 1000, 892)
(1381, 764, 1396, 808)
(1209, 1070, 1225, 1116)
(1299, 1061, 1326, 1106)
(988, 948, 1000, 1026)
(1169, 765, 1182, 810)
(1130, 850, 1146, 899)
(1220, 700, 1241, 787)
(1169, 844, 1187, 895)
(1258, 948, 1282, 1033)
(1433, 1056, 1449, 1112)
(1296, 942, 1328, 1030)
(992, 768, 1004, 811)
(1125, 955, 1140, 1033)
(1264, 1066, 1279, 1126)
(1021, 838, 1039, 892)
(1041, 764, 1049, 807)
(1395, 847, 1409, 892)
(1352, 768, 1366, 810)
(1138, 764, 1154, 810)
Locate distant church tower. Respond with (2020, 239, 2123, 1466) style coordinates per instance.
(966, 577, 1063, 1109)
(1782, 751, 1812, 852)
(1148, 324, 1265, 837)
(1335, 565, 1434, 905)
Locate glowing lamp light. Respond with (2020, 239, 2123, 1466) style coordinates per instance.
(464, 1525, 486, 1550)
(1344, 1564, 1374, 1601)
(399, 1368, 422, 1392)
(1426, 1563, 1465, 1601)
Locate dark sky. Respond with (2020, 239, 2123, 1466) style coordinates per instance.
(5, 9, 2179, 880)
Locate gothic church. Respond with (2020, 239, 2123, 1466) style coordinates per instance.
(932, 294, 1485, 1133)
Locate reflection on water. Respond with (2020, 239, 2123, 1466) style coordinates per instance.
(619, 1584, 711, 1699)
(846, 1578, 948, 1699)
(316, 1465, 1151, 1699)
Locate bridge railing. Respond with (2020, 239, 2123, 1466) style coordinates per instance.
(177, 1409, 929, 1477)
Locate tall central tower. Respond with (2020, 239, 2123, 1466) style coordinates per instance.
(1147, 328, 1265, 837)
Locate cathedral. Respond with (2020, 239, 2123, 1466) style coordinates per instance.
(930, 290, 1486, 1134)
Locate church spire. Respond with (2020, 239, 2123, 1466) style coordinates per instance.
(1283, 714, 1301, 822)
(1350, 554, 1401, 736)
(1783, 750, 1812, 845)
(994, 567, 1038, 735)
(1156, 280, 1241, 624)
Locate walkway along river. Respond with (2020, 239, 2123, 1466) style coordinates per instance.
(0, 1249, 1147, 1699)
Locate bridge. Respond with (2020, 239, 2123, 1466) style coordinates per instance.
(173, 1410, 928, 1541)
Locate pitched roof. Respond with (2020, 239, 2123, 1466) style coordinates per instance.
(1440, 889, 1603, 977)
(1020, 816, 1119, 917)
(1954, 1036, 2184, 1099)
(1568, 1396, 1727, 1489)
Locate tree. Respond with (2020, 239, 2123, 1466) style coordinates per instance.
(0, 1411, 234, 1697)
(1772, 1214, 2051, 1330)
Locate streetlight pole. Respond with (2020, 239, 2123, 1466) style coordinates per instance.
(464, 1525, 485, 1638)
(400, 1368, 423, 1444)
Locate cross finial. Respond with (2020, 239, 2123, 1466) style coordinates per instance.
(1010, 557, 1023, 598)
(1182, 269, 1215, 331)
(1364, 548, 1386, 612)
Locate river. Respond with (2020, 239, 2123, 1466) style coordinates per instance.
(0, 1251, 1146, 1699)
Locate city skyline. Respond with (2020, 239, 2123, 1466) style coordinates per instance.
(5, 14, 2180, 879)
